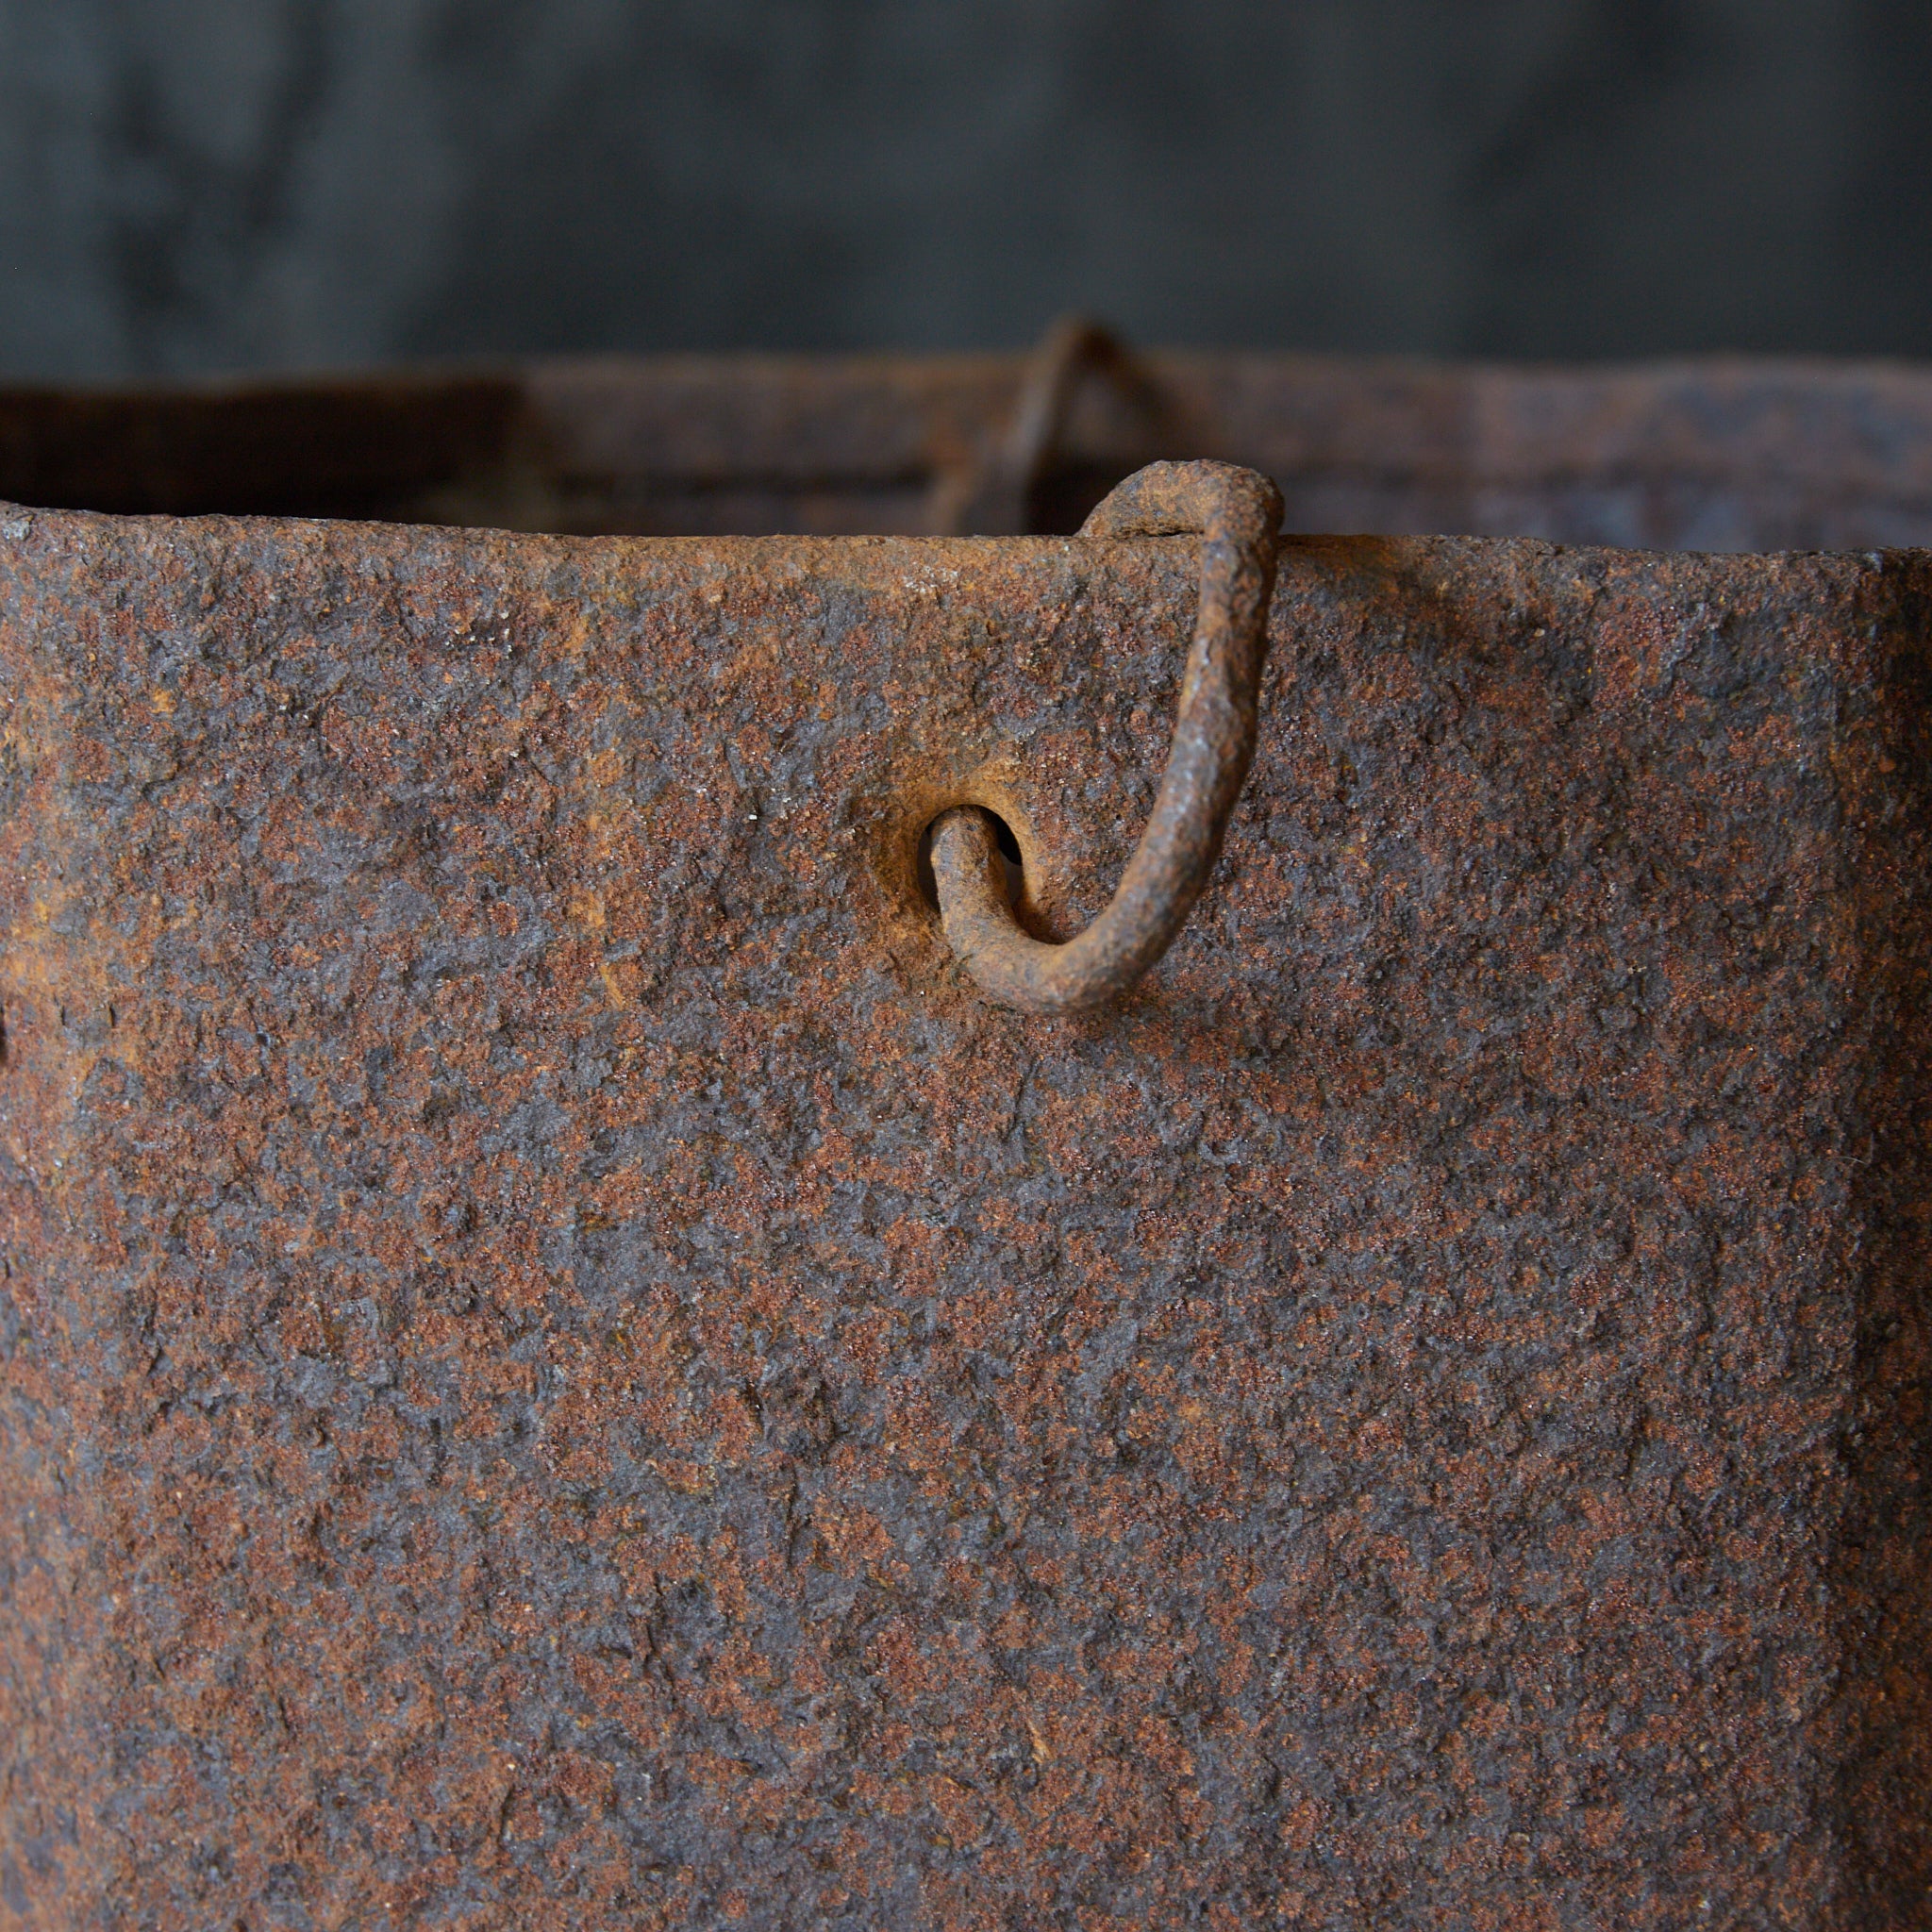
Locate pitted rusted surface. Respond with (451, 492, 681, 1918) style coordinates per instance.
(0, 506, 1927, 1928)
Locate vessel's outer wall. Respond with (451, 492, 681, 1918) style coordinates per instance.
(0, 508, 1925, 1929)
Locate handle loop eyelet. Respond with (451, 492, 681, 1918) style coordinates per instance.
(931, 459, 1284, 1015)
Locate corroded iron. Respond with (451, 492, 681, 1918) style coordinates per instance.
(936, 316, 1173, 537)
(8, 335, 1932, 546)
(932, 460, 1282, 1013)
(0, 493, 1928, 1928)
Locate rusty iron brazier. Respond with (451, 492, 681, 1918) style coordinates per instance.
(0, 450, 1927, 1932)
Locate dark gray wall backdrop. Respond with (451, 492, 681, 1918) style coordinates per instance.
(2, 0, 1929, 380)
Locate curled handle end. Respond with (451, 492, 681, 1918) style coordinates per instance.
(932, 460, 1284, 1016)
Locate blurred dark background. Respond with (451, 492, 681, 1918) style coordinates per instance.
(3, 0, 1930, 381)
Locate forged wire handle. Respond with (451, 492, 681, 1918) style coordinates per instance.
(930, 459, 1284, 1016)
(943, 315, 1170, 536)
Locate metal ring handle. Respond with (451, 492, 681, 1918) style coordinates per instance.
(943, 315, 1170, 536)
(930, 458, 1284, 1015)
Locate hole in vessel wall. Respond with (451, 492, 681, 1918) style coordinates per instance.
(917, 810, 1024, 912)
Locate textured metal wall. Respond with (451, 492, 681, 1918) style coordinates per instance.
(1, 1, 1929, 380)
(2, 500, 1928, 1927)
